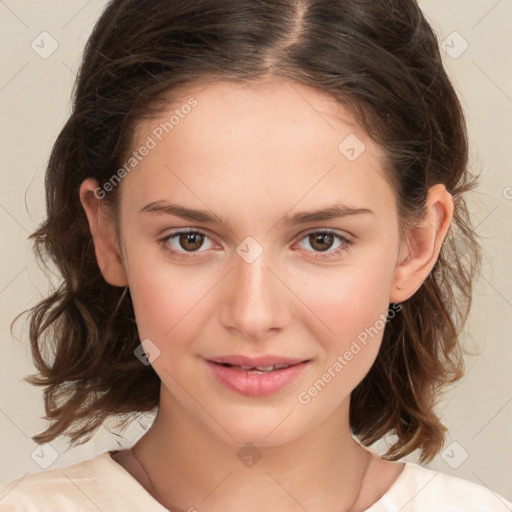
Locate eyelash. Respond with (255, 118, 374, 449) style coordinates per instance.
(157, 229, 353, 260)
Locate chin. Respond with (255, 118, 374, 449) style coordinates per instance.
(202, 405, 310, 449)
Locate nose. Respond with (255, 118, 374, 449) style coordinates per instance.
(219, 247, 291, 341)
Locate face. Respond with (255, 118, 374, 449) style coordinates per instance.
(116, 78, 402, 446)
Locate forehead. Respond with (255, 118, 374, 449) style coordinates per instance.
(122, 78, 394, 222)
(135, 77, 361, 148)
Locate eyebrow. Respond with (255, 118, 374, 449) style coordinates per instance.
(139, 201, 374, 228)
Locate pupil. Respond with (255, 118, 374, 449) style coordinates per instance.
(177, 233, 334, 253)
(310, 233, 333, 252)
(180, 232, 203, 251)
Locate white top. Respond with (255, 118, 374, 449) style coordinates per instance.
(1, 451, 511, 511)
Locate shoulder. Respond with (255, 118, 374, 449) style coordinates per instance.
(0, 451, 167, 512)
(370, 461, 512, 512)
(0, 452, 109, 512)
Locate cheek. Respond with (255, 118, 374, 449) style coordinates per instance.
(295, 286, 389, 416)
(295, 263, 393, 347)
(291, 259, 395, 398)
(127, 257, 216, 353)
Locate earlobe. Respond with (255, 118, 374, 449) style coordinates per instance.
(390, 184, 454, 303)
(79, 178, 128, 287)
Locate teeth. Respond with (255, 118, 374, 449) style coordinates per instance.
(237, 364, 290, 372)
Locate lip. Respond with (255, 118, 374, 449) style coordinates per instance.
(208, 355, 307, 367)
(205, 355, 310, 397)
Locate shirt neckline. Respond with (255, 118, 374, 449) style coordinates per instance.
(362, 460, 411, 510)
(104, 450, 170, 511)
(104, 449, 413, 511)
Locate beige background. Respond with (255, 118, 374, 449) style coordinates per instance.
(1, 0, 511, 502)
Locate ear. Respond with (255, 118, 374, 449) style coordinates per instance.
(79, 178, 128, 287)
(389, 183, 454, 303)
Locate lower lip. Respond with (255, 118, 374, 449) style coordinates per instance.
(206, 360, 309, 397)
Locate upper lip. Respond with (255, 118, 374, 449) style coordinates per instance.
(207, 355, 309, 367)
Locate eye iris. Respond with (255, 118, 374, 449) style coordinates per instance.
(179, 232, 204, 251)
(171, 232, 339, 254)
(310, 233, 334, 252)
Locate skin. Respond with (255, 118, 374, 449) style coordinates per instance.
(79, 77, 454, 512)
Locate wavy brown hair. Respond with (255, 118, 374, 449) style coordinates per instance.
(12, 0, 482, 463)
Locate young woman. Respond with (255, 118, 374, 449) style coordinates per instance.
(2, 0, 510, 511)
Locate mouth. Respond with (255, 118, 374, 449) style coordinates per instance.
(211, 362, 298, 374)
(205, 356, 311, 396)
(207, 354, 308, 367)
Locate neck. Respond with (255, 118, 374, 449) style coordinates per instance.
(129, 389, 376, 512)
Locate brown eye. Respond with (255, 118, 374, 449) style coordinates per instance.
(159, 229, 216, 257)
(296, 230, 352, 259)
(178, 232, 205, 252)
(308, 232, 335, 252)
